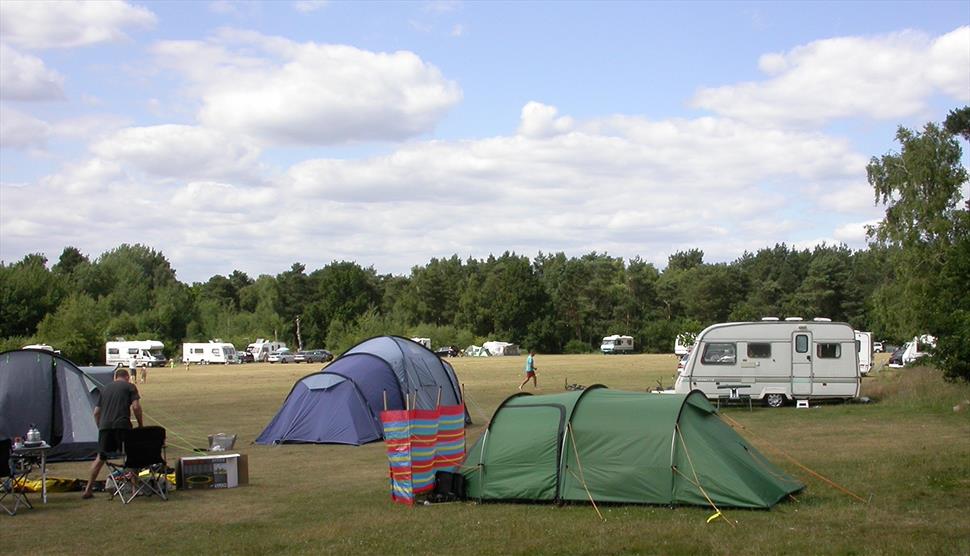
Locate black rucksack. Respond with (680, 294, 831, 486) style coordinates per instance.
(430, 471, 466, 502)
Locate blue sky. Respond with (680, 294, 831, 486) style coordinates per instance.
(1, 1, 968, 282)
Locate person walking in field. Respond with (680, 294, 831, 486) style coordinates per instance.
(518, 350, 538, 390)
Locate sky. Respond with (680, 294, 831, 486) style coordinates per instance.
(1, 1, 968, 283)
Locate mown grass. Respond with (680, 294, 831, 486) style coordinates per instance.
(5, 354, 969, 555)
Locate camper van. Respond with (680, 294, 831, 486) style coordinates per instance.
(601, 335, 635, 354)
(246, 339, 287, 362)
(182, 341, 238, 365)
(674, 319, 860, 407)
(674, 333, 695, 356)
(889, 334, 937, 367)
(106, 340, 167, 367)
(855, 331, 873, 375)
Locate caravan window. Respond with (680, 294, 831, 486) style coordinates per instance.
(702, 343, 736, 365)
(211, 348, 220, 355)
(127, 348, 139, 355)
(108, 348, 119, 355)
(795, 335, 809, 353)
(192, 348, 204, 354)
(747, 343, 771, 358)
(817, 343, 841, 358)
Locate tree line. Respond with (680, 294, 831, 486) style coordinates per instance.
(1, 108, 967, 381)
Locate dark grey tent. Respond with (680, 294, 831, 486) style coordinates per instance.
(256, 336, 469, 446)
(0, 349, 107, 461)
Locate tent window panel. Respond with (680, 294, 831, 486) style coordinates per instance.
(817, 343, 841, 359)
(747, 343, 771, 358)
(702, 343, 736, 365)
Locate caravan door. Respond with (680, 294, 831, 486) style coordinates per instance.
(792, 332, 813, 396)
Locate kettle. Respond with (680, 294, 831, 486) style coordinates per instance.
(26, 425, 42, 443)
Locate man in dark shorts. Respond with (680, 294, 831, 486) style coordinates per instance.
(82, 368, 143, 499)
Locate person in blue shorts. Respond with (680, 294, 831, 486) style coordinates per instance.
(518, 350, 538, 390)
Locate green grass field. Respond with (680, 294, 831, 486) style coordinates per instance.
(6, 354, 970, 555)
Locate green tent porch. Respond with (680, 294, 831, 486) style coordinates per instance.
(462, 387, 803, 509)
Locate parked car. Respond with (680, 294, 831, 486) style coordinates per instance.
(295, 349, 333, 363)
(268, 348, 295, 364)
(435, 345, 460, 357)
(238, 351, 255, 363)
(873, 341, 884, 353)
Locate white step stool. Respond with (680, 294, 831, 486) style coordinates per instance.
(796, 399, 810, 409)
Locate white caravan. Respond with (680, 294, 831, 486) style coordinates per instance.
(483, 341, 520, 356)
(855, 331, 873, 375)
(23, 344, 59, 353)
(182, 341, 238, 364)
(106, 340, 167, 367)
(902, 335, 936, 365)
(674, 333, 695, 356)
(601, 335, 635, 354)
(674, 319, 860, 407)
(410, 338, 432, 350)
(246, 339, 287, 362)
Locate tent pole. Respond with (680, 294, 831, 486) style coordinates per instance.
(383, 390, 387, 412)
(436, 386, 442, 408)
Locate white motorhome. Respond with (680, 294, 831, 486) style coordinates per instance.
(674, 333, 695, 356)
(182, 341, 238, 365)
(601, 335, 635, 354)
(483, 341, 520, 356)
(855, 330, 873, 375)
(106, 340, 167, 367)
(246, 339, 287, 362)
(674, 319, 860, 407)
(410, 338, 432, 350)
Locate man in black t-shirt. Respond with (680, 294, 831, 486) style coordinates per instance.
(81, 368, 143, 499)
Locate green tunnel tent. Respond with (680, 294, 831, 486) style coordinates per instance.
(462, 387, 803, 509)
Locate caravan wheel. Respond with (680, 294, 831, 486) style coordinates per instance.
(765, 394, 785, 408)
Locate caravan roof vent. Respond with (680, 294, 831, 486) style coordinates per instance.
(785, 317, 803, 321)
(761, 317, 780, 321)
(813, 318, 832, 322)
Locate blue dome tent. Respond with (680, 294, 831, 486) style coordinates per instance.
(256, 336, 469, 446)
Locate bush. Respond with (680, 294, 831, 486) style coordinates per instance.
(563, 339, 591, 354)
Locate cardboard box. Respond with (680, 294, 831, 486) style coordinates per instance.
(177, 453, 249, 489)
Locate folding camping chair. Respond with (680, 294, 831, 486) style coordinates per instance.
(105, 427, 169, 504)
(1, 439, 32, 515)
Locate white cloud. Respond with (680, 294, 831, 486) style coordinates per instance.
(518, 102, 574, 138)
(90, 125, 263, 182)
(692, 26, 970, 126)
(293, 0, 328, 13)
(0, 105, 50, 149)
(833, 220, 878, 244)
(0, 0, 156, 49)
(0, 44, 65, 100)
(153, 31, 462, 145)
(0, 101, 886, 281)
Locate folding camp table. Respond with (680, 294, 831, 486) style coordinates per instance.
(11, 442, 50, 504)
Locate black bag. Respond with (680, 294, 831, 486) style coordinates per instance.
(431, 471, 466, 502)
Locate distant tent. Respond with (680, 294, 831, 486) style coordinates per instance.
(256, 336, 469, 446)
(463, 387, 803, 509)
(464, 345, 491, 357)
(0, 349, 110, 462)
